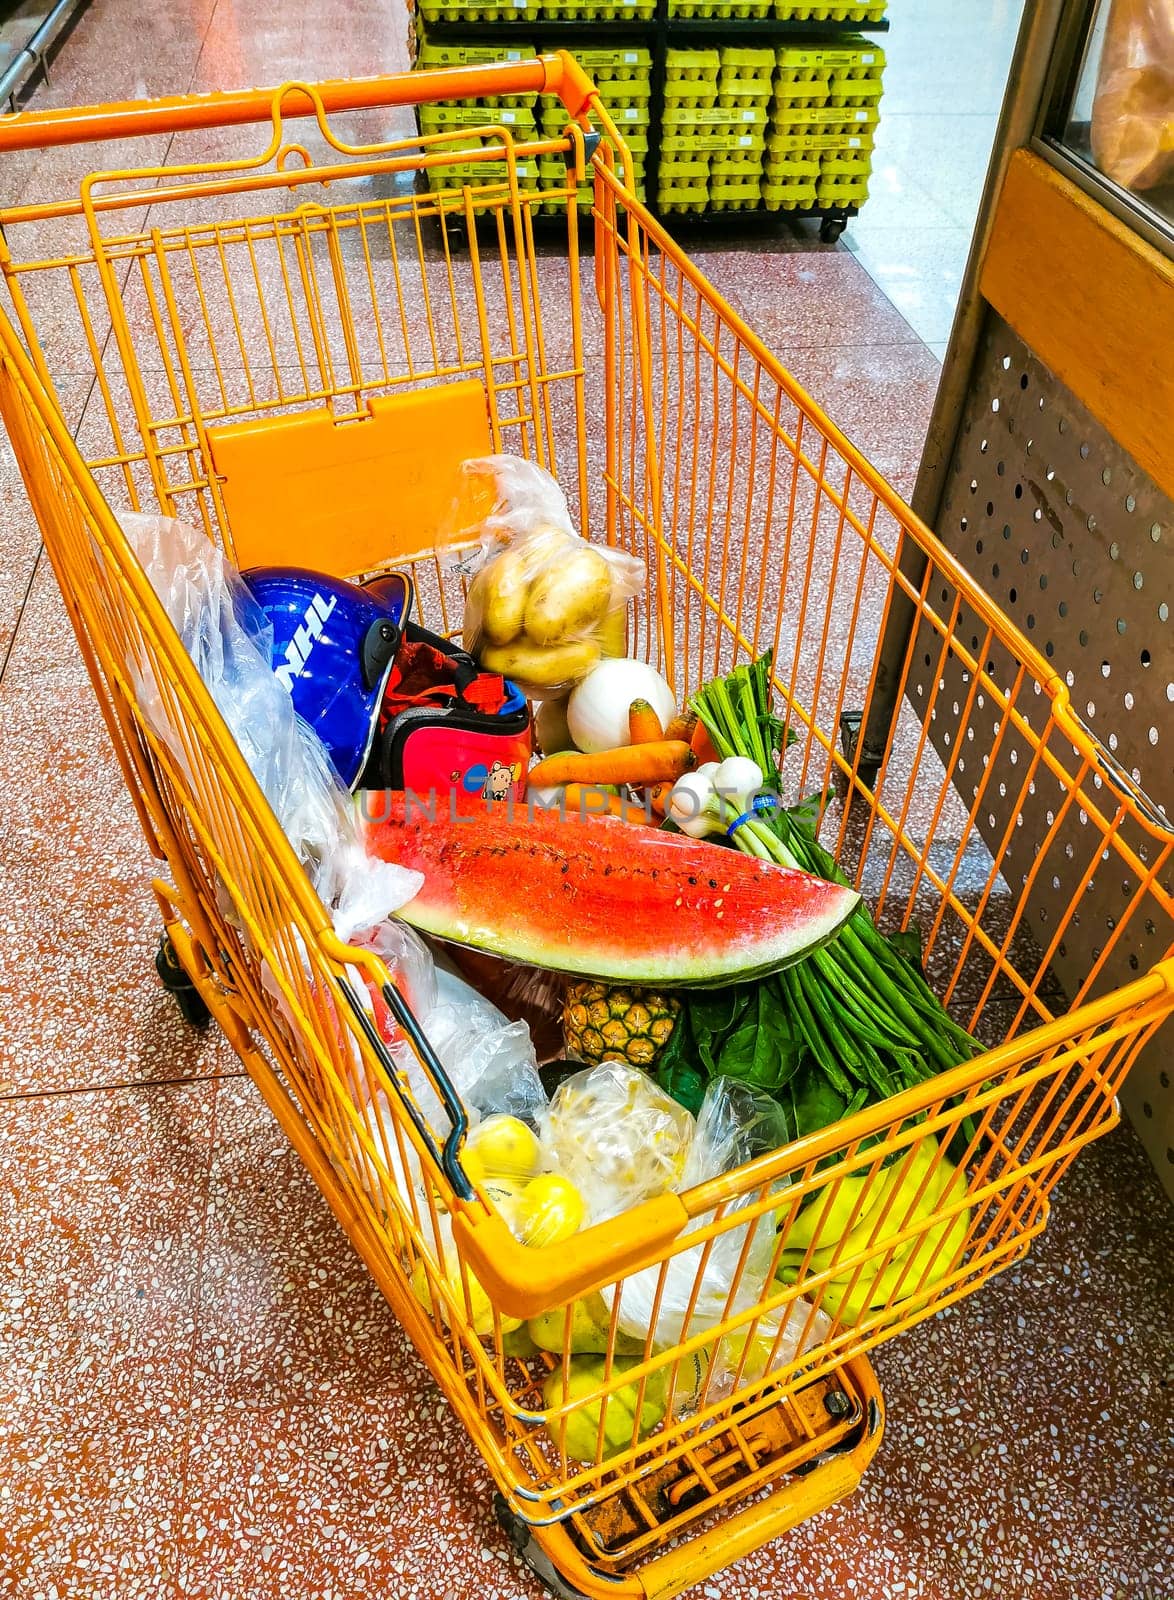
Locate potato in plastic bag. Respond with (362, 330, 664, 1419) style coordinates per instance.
(445, 455, 645, 698)
(540, 1062, 694, 1223)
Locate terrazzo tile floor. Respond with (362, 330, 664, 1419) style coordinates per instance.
(1, 1, 1171, 1597)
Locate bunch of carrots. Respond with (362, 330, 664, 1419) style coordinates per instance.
(527, 702, 719, 825)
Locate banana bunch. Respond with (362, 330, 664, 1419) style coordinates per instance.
(541, 1350, 706, 1462)
(776, 1137, 971, 1324)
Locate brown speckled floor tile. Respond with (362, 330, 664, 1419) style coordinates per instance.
(0, 1410, 186, 1600)
(191, 1081, 406, 1411)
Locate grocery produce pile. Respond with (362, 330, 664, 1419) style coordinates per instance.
(174, 450, 982, 1467)
(345, 455, 983, 1457)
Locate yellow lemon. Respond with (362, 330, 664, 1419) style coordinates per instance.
(466, 1115, 542, 1181)
(516, 1174, 586, 1248)
(482, 1176, 526, 1235)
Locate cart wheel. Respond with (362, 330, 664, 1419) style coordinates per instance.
(820, 215, 847, 244)
(492, 1494, 591, 1600)
(155, 933, 211, 1028)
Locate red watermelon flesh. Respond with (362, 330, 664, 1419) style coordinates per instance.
(364, 796, 859, 987)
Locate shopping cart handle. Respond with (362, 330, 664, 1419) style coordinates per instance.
(337, 974, 475, 1203)
(451, 1193, 690, 1322)
(0, 55, 599, 152)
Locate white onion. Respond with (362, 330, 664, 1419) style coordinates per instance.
(712, 757, 765, 820)
(566, 659, 678, 753)
(668, 771, 720, 838)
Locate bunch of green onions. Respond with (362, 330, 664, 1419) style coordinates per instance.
(682, 652, 982, 1105)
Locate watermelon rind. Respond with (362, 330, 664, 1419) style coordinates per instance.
(365, 800, 859, 988)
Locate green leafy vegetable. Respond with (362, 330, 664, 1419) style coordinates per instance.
(655, 651, 984, 1152)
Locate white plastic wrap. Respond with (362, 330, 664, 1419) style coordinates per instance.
(682, 1077, 795, 1189)
(705, 1297, 832, 1402)
(366, 950, 546, 1140)
(120, 511, 420, 940)
(446, 455, 646, 698)
(1091, 0, 1174, 193)
(539, 1063, 695, 1224)
(604, 1076, 790, 1350)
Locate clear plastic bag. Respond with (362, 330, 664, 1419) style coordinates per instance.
(386, 950, 546, 1134)
(442, 946, 567, 1061)
(539, 1062, 695, 1224)
(120, 511, 420, 940)
(1091, 0, 1174, 193)
(604, 1077, 790, 1350)
(682, 1076, 795, 1189)
(445, 455, 645, 698)
(705, 1296, 832, 1402)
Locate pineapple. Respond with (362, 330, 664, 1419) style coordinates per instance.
(562, 982, 680, 1068)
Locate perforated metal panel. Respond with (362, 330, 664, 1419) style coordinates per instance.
(920, 311, 1174, 1191)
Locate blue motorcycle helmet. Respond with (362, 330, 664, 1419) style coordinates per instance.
(242, 565, 413, 789)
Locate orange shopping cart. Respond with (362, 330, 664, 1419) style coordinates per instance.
(0, 54, 1171, 1600)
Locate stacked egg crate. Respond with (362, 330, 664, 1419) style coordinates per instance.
(417, 39, 540, 195)
(417, 0, 655, 21)
(667, 0, 881, 15)
(537, 47, 651, 211)
(763, 38, 882, 211)
(773, 0, 884, 18)
(658, 48, 771, 214)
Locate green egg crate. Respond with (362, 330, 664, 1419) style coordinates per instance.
(817, 173, 868, 205)
(711, 152, 764, 177)
(716, 78, 774, 109)
(665, 104, 768, 128)
(419, 0, 658, 17)
(772, 71, 833, 107)
(657, 186, 710, 211)
(538, 97, 651, 133)
(665, 81, 719, 108)
(709, 179, 762, 208)
(827, 74, 884, 107)
(659, 155, 712, 180)
(664, 48, 721, 106)
(765, 126, 873, 154)
(661, 127, 763, 154)
(446, 92, 534, 109)
(539, 0, 655, 14)
(821, 146, 871, 175)
(552, 45, 652, 77)
(720, 45, 774, 72)
(772, 104, 880, 134)
(415, 39, 536, 66)
(417, 0, 534, 19)
(428, 157, 542, 190)
(762, 156, 820, 182)
(668, 0, 772, 15)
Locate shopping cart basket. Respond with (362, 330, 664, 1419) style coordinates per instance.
(0, 55, 1171, 1600)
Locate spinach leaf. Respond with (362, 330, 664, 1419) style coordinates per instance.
(716, 1020, 759, 1081)
(788, 1059, 850, 1140)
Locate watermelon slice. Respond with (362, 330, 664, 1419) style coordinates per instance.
(364, 796, 858, 987)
